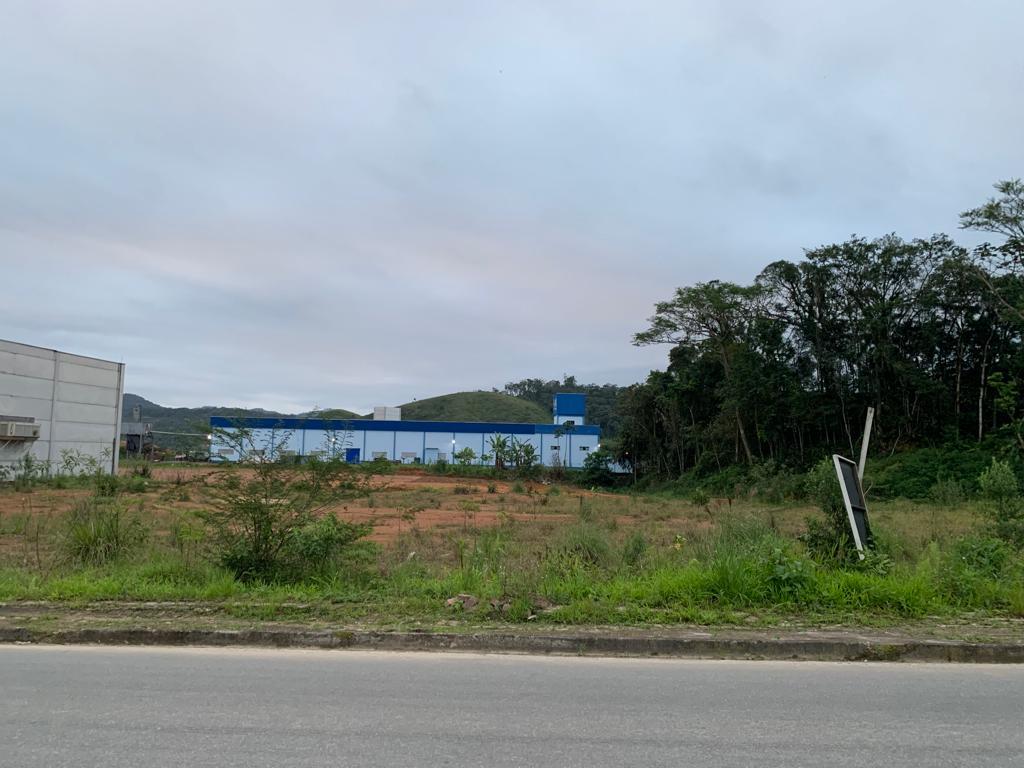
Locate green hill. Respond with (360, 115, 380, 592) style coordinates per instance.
(392, 391, 551, 424)
(314, 408, 364, 420)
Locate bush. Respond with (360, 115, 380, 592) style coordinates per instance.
(198, 458, 371, 582)
(551, 524, 613, 570)
(979, 459, 1024, 546)
(279, 514, 372, 581)
(867, 445, 996, 499)
(949, 535, 1012, 578)
(61, 498, 148, 566)
(747, 460, 804, 503)
(454, 447, 477, 466)
(93, 473, 121, 498)
(364, 457, 395, 475)
(124, 476, 149, 494)
(801, 457, 857, 563)
(928, 478, 965, 507)
(580, 447, 617, 487)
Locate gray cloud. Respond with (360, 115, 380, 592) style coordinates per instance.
(1, 1, 1021, 411)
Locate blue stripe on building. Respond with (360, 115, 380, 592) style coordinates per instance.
(209, 416, 600, 436)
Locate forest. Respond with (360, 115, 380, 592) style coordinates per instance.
(616, 180, 1024, 486)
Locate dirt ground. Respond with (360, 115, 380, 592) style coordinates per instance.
(0, 466, 616, 547)
(1, 464, 980, 554)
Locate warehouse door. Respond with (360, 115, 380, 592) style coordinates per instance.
(344, 448, 361, 464)
(424, 447, 438, 465)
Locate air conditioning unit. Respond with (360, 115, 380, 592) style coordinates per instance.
(0, 421, 41, 440)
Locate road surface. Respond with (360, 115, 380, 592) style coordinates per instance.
(2, 645, 1022, 767)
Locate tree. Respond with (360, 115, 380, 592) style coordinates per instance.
(487, 435, 510, 470)
(454, 446, 478, 465)
(961, 179, 1024, 322)
(620, 198, 1023, 483)
(634, 281, 763, 463)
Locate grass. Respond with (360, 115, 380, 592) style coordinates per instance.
(0, 465, 1022, 628)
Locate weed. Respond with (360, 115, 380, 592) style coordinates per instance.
(621, 531, 647, 568)
(61, 498, 148, 566)
(929, 478, 965, 507)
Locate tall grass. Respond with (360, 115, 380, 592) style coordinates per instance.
(1, 466, 1022, 625)
(61, 498, 148, 566)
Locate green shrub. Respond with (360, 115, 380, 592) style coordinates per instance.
(801, 457, 857, 563)
(280, 514, 372, 581)
(93, 473, 121, 498)
(580, 447, 617, 487)
(12, 454, 47, 491)
(364, 457, 395, 475)
(747, 460, 804, 503)
(949, 535, 1012, 578)
(621, 531, 648, 568)
(124, 476, 149, 494)
(867, 445, 996, 499)
(551, 524, 613, 570)
(690, 488, 710, 507)
(765, 547, 815, 600)
(929, 478, 966, 507)
(198, 458, 372, 582)
(979, 459, 1024, 546)
(61, 498, 148, 566)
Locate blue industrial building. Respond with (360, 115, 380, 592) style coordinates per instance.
(210, 393, 599, 468)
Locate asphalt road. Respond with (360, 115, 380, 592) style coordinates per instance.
(2, 646, 1022, 767)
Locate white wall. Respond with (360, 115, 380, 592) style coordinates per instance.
(210, 426, 598, 468)
(0, 340, 125, 476)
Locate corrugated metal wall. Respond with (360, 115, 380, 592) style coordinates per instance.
(0, 339, 124, 476)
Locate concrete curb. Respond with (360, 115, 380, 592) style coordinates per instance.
(1, 626, 1022, 662)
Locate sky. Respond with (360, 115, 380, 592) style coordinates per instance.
(1, 1, 1022, 413)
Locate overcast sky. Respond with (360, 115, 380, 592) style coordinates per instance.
(1, 2, 1021, 412)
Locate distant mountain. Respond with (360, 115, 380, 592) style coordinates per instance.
(122, 390, 553, 452)
(121, 394, 313, 452)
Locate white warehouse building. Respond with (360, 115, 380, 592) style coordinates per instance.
(0, 339, 125, 476)
(211, 393, 600, 468)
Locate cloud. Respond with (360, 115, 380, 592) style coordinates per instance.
(1, 1, 1021, 411)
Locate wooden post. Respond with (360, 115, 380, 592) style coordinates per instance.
(857, 407, 875, 483)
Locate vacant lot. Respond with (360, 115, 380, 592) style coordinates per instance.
(1, 463, 1021, 630)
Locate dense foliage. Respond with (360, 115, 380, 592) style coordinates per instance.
(619, 181, 1024, 482)
(502, 376, 626, 436)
